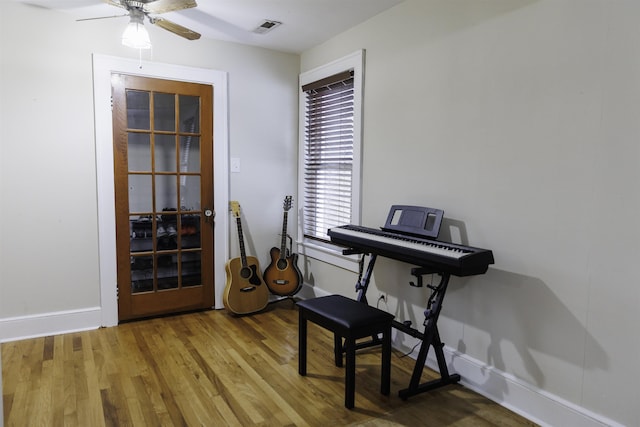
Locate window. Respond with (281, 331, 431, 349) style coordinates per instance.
(298, 50, 364, 269)
(302, 71, 354, 241)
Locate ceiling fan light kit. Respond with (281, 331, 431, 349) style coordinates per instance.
(122, 8, 151, 49)
(80, 0, 201, 49)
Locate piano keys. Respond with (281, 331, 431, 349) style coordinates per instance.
(328, 224, 494, 276)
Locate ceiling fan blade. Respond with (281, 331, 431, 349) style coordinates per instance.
(144, 0, 197, 14)
(151, 17, 201, 40)
(77, 14, 128, 21)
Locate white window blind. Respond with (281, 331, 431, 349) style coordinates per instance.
(302, 71, 355, 242)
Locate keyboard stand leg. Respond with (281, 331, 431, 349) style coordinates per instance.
(341, 253, 461, 399)
(355, 254, 377, 304)
(399, 273, 461, 400)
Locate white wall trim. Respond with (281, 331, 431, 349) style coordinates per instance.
(422, 347, 622, 427)
(297, 50, 364, 267)
(92, 54, 229, 326)
(0, 307, 102, 343)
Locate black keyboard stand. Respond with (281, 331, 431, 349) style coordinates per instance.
(343, 250, 461, 399)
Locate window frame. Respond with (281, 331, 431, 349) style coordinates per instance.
(297, 50, 364, 272)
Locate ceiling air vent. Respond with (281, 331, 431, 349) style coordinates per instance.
(253, 20, 282, 34)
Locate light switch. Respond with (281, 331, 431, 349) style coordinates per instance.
(230, 157, 241, 173)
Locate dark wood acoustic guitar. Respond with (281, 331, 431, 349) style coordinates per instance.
(223, 201, 269, 314)
(263, 196, 303, 296)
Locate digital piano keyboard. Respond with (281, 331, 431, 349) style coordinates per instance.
(328, 224, 494, 276)
(327, 206, 494, 400)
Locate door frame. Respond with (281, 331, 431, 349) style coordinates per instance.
(93, 54, 229, 327)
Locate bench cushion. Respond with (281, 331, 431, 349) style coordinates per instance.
(297, 295, 394, 330)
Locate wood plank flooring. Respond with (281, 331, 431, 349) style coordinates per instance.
(2, 300, 537, 426)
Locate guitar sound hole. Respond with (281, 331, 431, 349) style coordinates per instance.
(276, 259, 288, 270)
(240, 267, 251, 279)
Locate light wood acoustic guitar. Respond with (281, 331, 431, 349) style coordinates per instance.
(223, 201, 269, 314)
(263, 196, 303, 296)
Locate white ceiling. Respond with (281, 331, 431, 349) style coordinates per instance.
(19, 0, 405, 54)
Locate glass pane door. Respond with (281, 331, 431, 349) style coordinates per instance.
(112, 74, 214, 321)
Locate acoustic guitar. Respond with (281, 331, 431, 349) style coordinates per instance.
(263, 196, 303, 296)
(223, 201, 269, 314)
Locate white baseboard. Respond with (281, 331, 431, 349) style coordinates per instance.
(0, 307, 102, 343)
(0, 284, 329, 343)
(421, 346, 622, 427)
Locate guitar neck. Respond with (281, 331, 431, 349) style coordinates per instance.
(279, 211, 288, 259)
(236, 217, 248, 267)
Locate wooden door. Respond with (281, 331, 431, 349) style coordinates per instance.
(112, 74, 215, 321)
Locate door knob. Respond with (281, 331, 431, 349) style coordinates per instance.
(204, 209, 215, 224)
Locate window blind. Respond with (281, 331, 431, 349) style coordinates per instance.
(303, 72, 355, 241)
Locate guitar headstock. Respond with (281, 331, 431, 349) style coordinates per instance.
(283, 195, 292, 212)
(230, 201, 241, 218)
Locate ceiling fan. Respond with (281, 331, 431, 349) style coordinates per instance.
(80, 0, 201, 48)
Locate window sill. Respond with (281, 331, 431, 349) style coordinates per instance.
(296, 239, 361, 273)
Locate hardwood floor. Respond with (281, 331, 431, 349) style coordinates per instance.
(2, 301, 536, 426)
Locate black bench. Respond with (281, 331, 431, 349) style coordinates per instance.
(297, 294, 395, 409)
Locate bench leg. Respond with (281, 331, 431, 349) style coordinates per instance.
(345, 337, 356, 409)
(334, 333, 343, 367)
(298, 310, 307, 376)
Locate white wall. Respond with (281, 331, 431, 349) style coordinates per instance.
(0, 3, 299, 323)
(300, 1, 639, 426)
